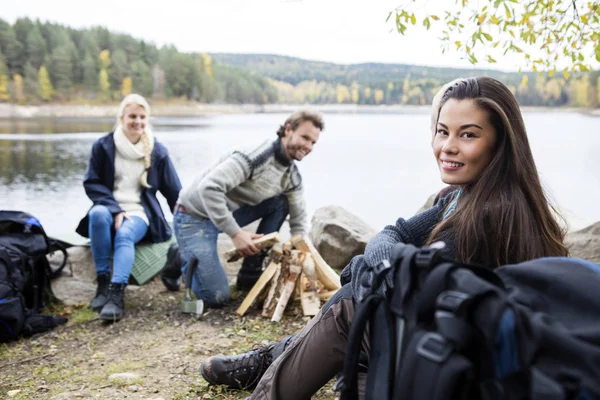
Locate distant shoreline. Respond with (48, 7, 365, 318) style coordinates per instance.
(0, 102, 598, 119)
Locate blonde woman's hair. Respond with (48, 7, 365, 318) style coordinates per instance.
(117, 93, 153, 188)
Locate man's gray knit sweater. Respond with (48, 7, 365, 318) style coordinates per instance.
(341, 193, 457, 301)
(179, 138, 308, 237)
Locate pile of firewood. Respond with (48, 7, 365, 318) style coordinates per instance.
(225, 232, 342, 322)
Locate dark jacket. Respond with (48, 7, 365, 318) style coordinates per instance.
(341, 192, 457, 302)
(75, 132, 182, 243)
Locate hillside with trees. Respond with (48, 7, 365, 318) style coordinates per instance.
(0, 17, 598, 108)
(210, 53, 600, 107)
(0, 18, 277, 104)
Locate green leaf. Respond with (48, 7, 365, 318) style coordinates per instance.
(487, 55, 497, 63)
(410, 14, 416, 25)
(483, 32, 493, 41)
(386, 11, 392, 22)
(490, 15, 500, 24)
(562, 70, 570, 79)
(430, 15, 440, 21)
(423, 17, 431, 29)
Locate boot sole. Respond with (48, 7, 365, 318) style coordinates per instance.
(99, 312, 123, 322)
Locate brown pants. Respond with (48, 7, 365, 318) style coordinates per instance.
(250, 284, 369, 400)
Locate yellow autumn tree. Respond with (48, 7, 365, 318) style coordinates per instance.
(0, 71, 8, 102)
(351, 83, 360, 104)
(99, 49, 111, 69)
(336, 84, 350, 103)
(12, 73, 24, 102)
(374, 89, 385, 105)
(99, 69, 110, 100)
(38, 65, 54, 101)
(201, 53, 213, 78)
(121, 77, 132, 97)
(364, 87, 372, 100)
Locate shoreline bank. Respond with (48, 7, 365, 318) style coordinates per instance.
(0, 102, 598, 119)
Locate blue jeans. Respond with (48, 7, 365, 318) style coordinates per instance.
(173, 195, 289, 306)
(88, 205, 149, 284)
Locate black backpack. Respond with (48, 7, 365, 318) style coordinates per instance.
(341, 243, 600, 400)
(0, 211, 68, 342)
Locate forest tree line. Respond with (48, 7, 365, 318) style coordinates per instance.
(0, 18, 598, 108)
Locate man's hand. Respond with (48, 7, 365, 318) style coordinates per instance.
(231, 231, 264, 257)
(114, 212, 128, 230)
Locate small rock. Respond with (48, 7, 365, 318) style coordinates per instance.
(108, 372, 140, 382)
(127, 385, 138, 392)
(7, 390, 21, 397)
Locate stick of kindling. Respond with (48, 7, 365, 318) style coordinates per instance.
(224, 232, 281, 262)
(271, 264, 302, 322)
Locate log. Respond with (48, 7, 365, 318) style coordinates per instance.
(236, 262, 280, 316)
(318, 290, 339, 301)
(262, 263, 286, 318)
(290, 235, 341, 290)
(300, 274, 321, 316)
(271, 264, 302, 322)
(298, 252, 320, 316)
(225, 232, 281, 262)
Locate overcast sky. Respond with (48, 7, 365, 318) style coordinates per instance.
(4, 0, 536, 71)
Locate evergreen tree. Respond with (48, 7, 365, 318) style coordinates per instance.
(23, 62, 38, 100)
(0, 19, 23, 73)
(109, 49, 128, 89)
(49, 45, 73, 94)
(26, 27, 46, 69)
(130, 59, 153, 97)
(82, 53, 98, 92)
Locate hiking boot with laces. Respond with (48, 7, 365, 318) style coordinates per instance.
(99, 282, 126, 322)
(200, 336, 292, 390)
(91, 273, 110, 312)
(160, 242, 183, 291)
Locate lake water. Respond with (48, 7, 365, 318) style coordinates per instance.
(1, 111, 599, 240)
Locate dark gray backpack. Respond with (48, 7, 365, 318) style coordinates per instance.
(341, 243, 600, 400)
(0, 211, 67, 342)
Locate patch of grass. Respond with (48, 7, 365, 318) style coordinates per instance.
(105, 360, 146, 375)
(70, 306, 98, 324)
(172, 380, 251, 400)
(111, 376, 143, 388)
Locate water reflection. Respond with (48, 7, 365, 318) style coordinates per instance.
(0, 118, 116, 134)
(0, 138, 92, 186)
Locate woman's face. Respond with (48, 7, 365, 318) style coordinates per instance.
(120, 104, 147, 143)
(432, 98, 497, 186)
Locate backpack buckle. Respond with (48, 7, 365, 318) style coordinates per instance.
(414, 247, 443, 269)
(436, 291, 471, 315)
(416, 332, 452, 363)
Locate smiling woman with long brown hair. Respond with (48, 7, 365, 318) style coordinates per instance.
(199, 77, 569, 399)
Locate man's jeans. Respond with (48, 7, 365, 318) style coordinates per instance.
(173, 195, 289, 306)
(88, 205, 149, 284)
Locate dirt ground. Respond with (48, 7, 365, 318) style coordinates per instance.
(0, 277, 337, 399)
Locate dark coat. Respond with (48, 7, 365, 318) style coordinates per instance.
(75, 132, 182, 243)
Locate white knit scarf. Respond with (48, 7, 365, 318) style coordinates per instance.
(113, 125, 154, 160)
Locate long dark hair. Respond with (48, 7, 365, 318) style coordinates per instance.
(427, 77, 568, 266)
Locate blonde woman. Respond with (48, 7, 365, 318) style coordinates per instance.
(76, 94, 182, 322)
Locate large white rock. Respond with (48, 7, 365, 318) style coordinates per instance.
(309, 206, 377, 270)
(566, 221, 600, 264)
